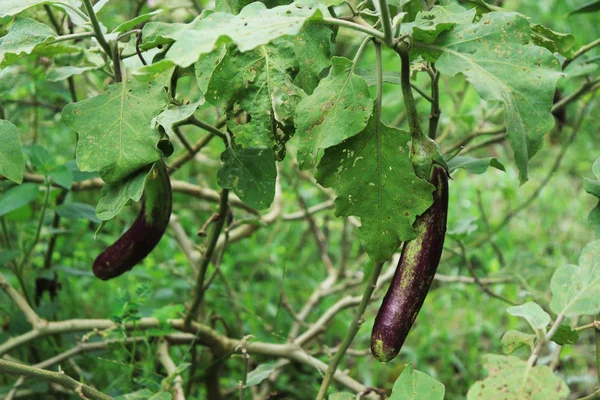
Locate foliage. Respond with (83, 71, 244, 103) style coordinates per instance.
(0, 0, 598, 399)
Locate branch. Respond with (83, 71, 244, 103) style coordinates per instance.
(81, 0, 112, 57)
(0, 358, 112, 400)
(0, 272, 43, 326)
(157, 340, 186, 400)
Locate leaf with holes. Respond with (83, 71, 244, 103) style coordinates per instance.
(316, 114, 433, 262)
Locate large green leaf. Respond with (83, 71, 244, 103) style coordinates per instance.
(0, 120, 24, 184)
(63, 78, 168, 183)
(207, 42, 305, 148)
(390, 364, 445, 400)
(421, 12, 562, 184)
(467, 354, 569, 400)
(162, 1, 326, 67)
(296, 57, 372, 170)
(550, 240, 600, 317)
(316, 115, 433, 263)
(217, 147, 276, 210)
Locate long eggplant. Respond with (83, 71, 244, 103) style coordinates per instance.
(371, 163, 449, 362)
(93, 160, 172, 280)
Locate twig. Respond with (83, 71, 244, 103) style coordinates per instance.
(185, 189, 230, 326)
(454, 239, 516, 306)
(81, 0, 112, 57)
(0, 273, 43, 326)
(563, 37, 600, 69)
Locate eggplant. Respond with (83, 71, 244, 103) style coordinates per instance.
(371, 163, 449, 362)
(93, 160, 172, 280)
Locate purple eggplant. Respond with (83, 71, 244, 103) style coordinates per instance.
(371, 163, 449, 362)
(93, 161, 172, 280)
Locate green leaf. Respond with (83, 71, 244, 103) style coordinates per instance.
(296, 57, 372, 170)
(584, 177, 600, 198)
(292, 25, 332, 94)
(0, 249, 19, 266)
(49, 165, 73, 189)
(194, 46, 226, 96)
(0, 1, 81, 19)
(426, 12, 562, 184)
(0, 120, 24, 184)
(354, 68, 402, 86)
(550, 240, 600, 317)
(95, 165, 153, 221)
(568, 0, 600, 15)
(389, 364, 445, 400)
(0, 183, 39, 217)
(246, 363, 277, 386)
(402, 4, 476, 44)
(446, 156, 505, 174)
(46, 66, 97, 82)
(507, 302, 551, 331)
(467, 354, 569, 399)
(132, 59, 176, 83)
(217, 147, 276, 210)
(164, 1, 327, 67)
(447, 216, 478, 238)
(23, 144, 53, 173)
(316, 115, 433, 263)
(154, 99, 205, 138)
(531, 24, 575, 58)
(551, 325, 579, 346)
(152, 304, 185, 325)
(0, 18, 55, 68)
(112, 10, 163, 34)
(501, 330, 535, 354)
(56, 202, 100, 223)
(207, 42, 305, 148)
(63, 78, 168, 183)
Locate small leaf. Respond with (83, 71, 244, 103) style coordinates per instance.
(246, 363, 277, 386)
(0, 120, 24, 184)
(217, 147, 276, 210)
(467, 354, 569, 399)
(112, 10, 163, 34)
(551, 325, 579, 345)
(507, 302, 551, 331)
(49, 165, 73, 189)
(154, 100, 204, 138)
(0, 183, 39, 217)
(23, 144, 53, 173)
(95, 165, 153, 221)
(448, 216, 478, 238)
(390, 364, 445, 400)
(447, 156, 505, 174)
(47, 66, 97, 82)
(501, 330, 535, 354)
(550, 240, 600, 317)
